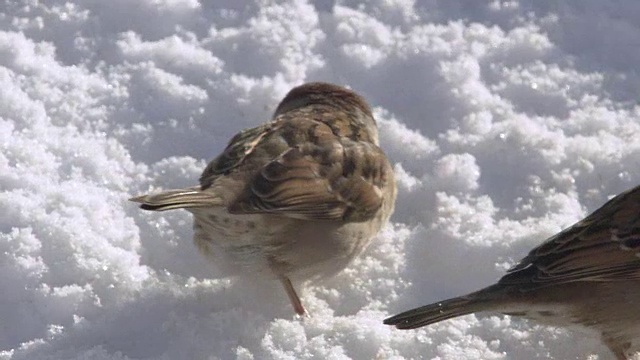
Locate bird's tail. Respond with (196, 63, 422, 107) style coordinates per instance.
(130, 187, 223, 211)
(384, 287, 503, 329)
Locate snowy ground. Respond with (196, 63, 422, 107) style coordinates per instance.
(2, 1, 640, 359)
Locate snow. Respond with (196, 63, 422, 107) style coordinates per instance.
(2, 1, 640, 359)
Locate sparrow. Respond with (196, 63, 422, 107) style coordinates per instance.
(385, 184, 640, 359)
(131, 82, 397, 315)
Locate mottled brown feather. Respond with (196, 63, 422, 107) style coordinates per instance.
(223, 119, 390, 221)
(197, 84, 392, 223)
(501, 185, 640, 286)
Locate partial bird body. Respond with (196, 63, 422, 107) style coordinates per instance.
(131, 82, 396, 315)
(385, 185, 640, 359)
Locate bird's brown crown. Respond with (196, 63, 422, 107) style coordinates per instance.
(273, 82, 378, 144)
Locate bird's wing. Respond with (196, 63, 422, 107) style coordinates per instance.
(199, 121, 278, 188)
(222, 120, 394, 222)
(500, 185, 640, 287)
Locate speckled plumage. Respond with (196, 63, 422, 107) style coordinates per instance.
(131, 82, 397, 315)
(385, 184, 640, 359)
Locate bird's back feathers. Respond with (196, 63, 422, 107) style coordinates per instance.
(501, 184, 640, 287)
(196, 109, 394, 222)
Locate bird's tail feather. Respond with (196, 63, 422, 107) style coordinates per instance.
(384, 288, 500, 329)
(130, 187, 223, 211)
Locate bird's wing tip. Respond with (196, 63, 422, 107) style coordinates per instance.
(128, 195, 146, 203)
(382, 317, 395, 325)
(383, 314, 407, 327)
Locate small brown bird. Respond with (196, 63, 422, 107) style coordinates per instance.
(385, 184, 640, 359)
(131, 82, 396, 315)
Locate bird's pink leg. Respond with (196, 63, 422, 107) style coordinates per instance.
(279, 276, 306, 316)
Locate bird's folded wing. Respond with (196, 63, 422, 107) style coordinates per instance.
(500, 185, 640, 286)
(228, 138, 393, 222)
(200, 122, 276, 188)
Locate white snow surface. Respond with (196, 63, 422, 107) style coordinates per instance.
(1, 1, 640, 359)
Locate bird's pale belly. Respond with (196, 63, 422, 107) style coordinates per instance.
(190, 208, 288, 275)
(189, 207, 377, 283)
